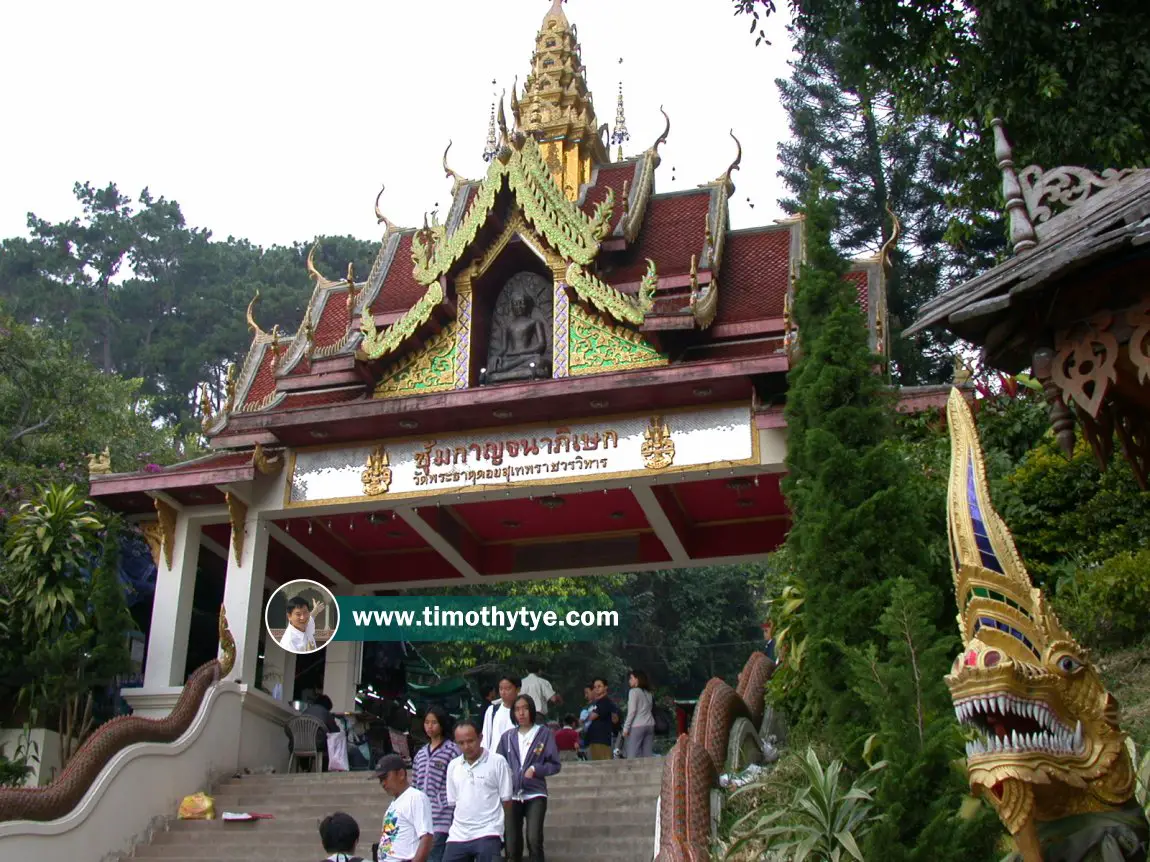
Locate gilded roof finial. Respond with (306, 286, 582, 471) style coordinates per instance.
(374, 184, 395, 232)
(651, 106, 670, 162)
(224, 362, 237, 413)
(621, 179, 630, 221)
(510, 78, 521, 130)
(878, 203, 901, 273)
(345, 261, 360, 319)
(269, 325, 282, 370)
(712, 129, 742, 194)
(246, 289, 266, 338)
(496, 91, 509, 145)
(611, 80, 630, 162)
(482, 102, 498, 163)
(199, 383, 213, 420)
(301, 307, 315, 353)
(442, 142, 465, 191)
(306, 243, 330, 283)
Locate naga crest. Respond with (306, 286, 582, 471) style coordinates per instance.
(944, 389, 1138, 848)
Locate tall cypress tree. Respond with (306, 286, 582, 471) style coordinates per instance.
(775, 38, 1000, 385)
(782, 181, 1000, 859)
(781, 177, 937, 738)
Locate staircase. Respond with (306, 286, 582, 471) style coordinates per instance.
(128, 757, 660, 862)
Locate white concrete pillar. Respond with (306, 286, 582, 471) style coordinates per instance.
(143, 514, 202, 688)
(323, 641, 361, 714)
(261, 640, 291, 703)
(283, 650, 298, 703)
(221, 514, 269, 685)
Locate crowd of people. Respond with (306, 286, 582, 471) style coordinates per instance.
(312, 667, 659, 862)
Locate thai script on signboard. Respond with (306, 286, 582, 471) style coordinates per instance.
(413, 426, 620, 476)
(414, 456, 611, 487)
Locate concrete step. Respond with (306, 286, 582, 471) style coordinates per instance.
(134, 834, 654, 861)
(209, 779, 660, 805)
(220, 759, 663, 784)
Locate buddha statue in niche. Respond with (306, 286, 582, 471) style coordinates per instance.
(482, 272, 553, 385)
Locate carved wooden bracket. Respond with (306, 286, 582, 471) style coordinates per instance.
(251, 443, 284, 476)
(1052, 312, 1119, 418)
(140, 520, 163, 568)
(225, 492, 248, 565)
(153, 498, 177, 570)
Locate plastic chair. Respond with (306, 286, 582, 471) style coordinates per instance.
(286, 715, 327, 773)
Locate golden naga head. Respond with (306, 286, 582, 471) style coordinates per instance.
(944, 389, 1133, 836)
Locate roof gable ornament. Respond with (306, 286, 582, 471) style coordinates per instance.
(710, 129, 742, 196)
(374, 184, 397, 234)
(246, 289, 266, 339)
(612, 81, 630, 161)
(482, 102, 499, 164)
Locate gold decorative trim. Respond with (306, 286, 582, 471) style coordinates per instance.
(374, 324, 457, 399)
(362, 445, 393, 496)
(153, 498, 177, 570)
(569, 304, 666, 376)
(225, 492, 247, 565)
(251, 443, 284, 475)
(564, 262, 646, 326)
(140, 520, 163, 568)
(641, 416, 675, 469)
(359, 280, 446, 362)
(281, 402, 759, 509)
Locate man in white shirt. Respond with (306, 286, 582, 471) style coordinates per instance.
(480, 675, 518, 748)
(519, 664, 560, 721)
(374, 754, 434, 862)
(444, 719, 512, 862)
(279, 595, 325, 653)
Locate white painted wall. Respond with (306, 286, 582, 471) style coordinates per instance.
(0, 682, 244, 861)
(236, 687, 293, 773)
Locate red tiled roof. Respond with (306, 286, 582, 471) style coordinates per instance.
(844, 269, 869, 314)
(581, 162, 633, 233)
(372, 233, 426, 315)
(716, 228, 791, 324)
(315, 292, 351, 350)
(242, 346, 279, 409)
(608, 191, 711, 283)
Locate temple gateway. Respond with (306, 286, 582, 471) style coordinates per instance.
(81, 1, 885, 729)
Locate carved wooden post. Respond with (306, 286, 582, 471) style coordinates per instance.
(991, 120, 1038, 253)
(1032, 346, 1076, 457)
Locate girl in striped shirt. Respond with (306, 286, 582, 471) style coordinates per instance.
(410, 705, 461, 862)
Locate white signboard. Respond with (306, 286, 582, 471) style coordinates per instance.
(286, 404, 755, 505)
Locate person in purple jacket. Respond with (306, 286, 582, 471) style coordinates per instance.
(496, 694, 561, 862)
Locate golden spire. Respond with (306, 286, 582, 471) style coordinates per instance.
(516, 0, 607, 199)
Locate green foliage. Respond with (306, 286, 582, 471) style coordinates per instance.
(736, 1, 1150, 222)
(782, 178, 939, 738)
(0, 181, 377, 434)
(724, 746, 884, 861)
(849, 579, 1001, 861)
(3, 484, 103, 636)
(0, 487, 133, 764)
(0, 312, 188, 512)
(0, 727, 39, 788)
(774, 37, 999, 385)
(1053, 550, 1150, 650)
(999, 438, 1150, 591)
(413, 565, 767, 705)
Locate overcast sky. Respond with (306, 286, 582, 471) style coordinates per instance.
(0, 1, 794, 248)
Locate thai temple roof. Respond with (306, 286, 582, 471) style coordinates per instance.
(95, 1, 888, 506)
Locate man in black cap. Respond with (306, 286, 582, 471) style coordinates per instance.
(372, 754, 434, 862)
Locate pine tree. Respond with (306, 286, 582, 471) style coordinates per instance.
(849, 579, 1001, 860)
(775, 39, 1000, 385)
(781, 177, 937, 739)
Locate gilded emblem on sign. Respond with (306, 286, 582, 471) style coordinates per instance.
(362, 445, 393, 496)
(641, 416, 675, 470)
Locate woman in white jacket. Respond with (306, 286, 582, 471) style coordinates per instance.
(622, 669, 656, 758)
